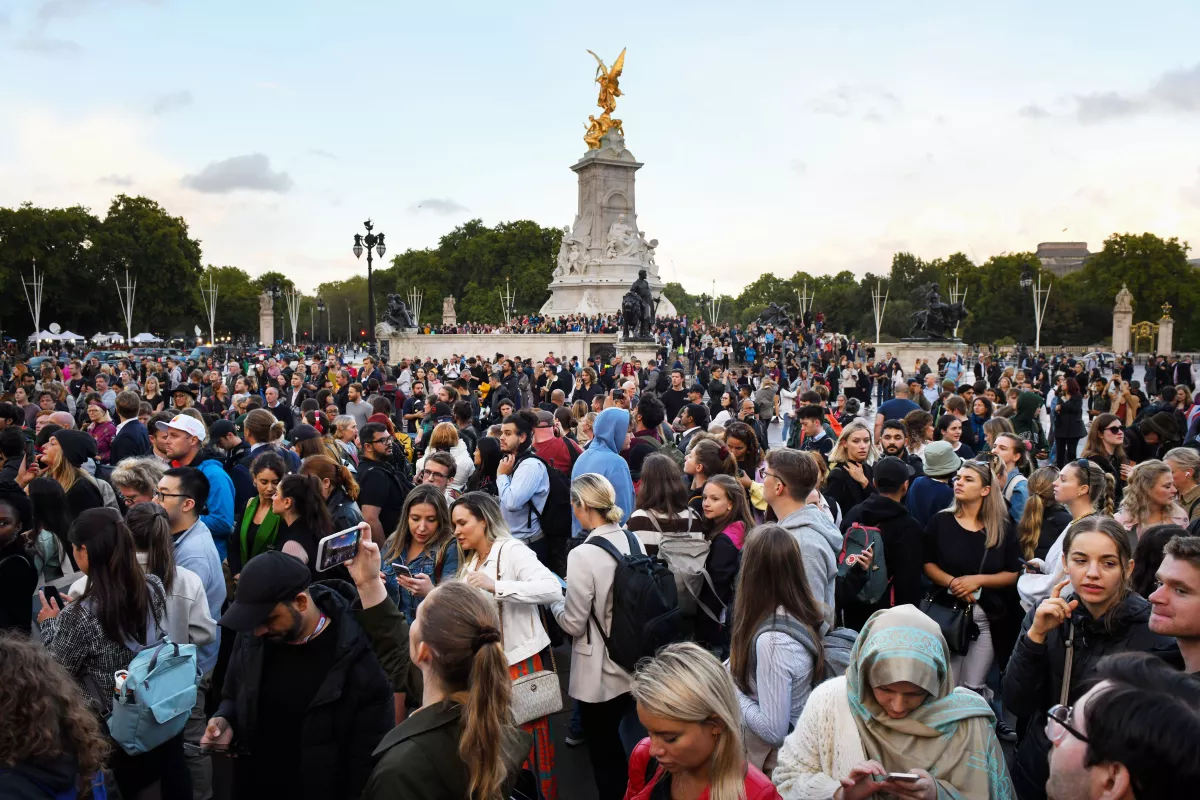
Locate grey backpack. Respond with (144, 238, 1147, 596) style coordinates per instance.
(749, 614, 857, 685)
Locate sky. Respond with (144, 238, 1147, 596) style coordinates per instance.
(3, 0, 1200, 297)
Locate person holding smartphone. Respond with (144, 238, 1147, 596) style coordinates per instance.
(772, 605, 1015, 800)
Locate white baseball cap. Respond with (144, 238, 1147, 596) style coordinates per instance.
(156, 414, 206, 441)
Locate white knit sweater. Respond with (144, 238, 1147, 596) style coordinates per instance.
(772, 676, 867, 800)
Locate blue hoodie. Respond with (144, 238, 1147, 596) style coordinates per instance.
(571, 407, 635, 537)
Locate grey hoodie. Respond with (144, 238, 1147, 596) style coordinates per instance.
(776, 504, 844, 618)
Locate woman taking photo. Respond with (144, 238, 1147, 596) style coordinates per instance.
(0, 632, 112, 798)
(697, 474, 755, 656)
(451, 491, 563, 799)
(729, 525, 828, 774)
(627, 452, 703, 556)
(344, 541, 534, 799)
(551, 473, 640, 800)
(625, 642, 781, 800)
(37, 508, 184, 800)
(228, 450, 285, 577)
(824, 420, 875, 519)
(1115, 459, 1188, 536)
(271, 473, 334, 576)
(773, 605, 1014, 800)
(22, 429, 105, 520)
(1081, 411, 1128, 506)
(1016, 467, 1072, 561)
(301, 453, 365, 531)
(923, 458, 1022, 697)
(383, 483, 460, 623)
(935, 413, 975, 460)
(684, 438, 738, 514)
(1052, 377, 1087, 468)
(1001, 516, 1180, 800)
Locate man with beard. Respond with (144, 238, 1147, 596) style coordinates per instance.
(878, 419, 925, 477)
(202, 551, 392, 800)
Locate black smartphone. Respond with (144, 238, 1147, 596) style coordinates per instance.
(41, 585, 64, 609)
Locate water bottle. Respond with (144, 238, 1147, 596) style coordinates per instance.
(113, 670, 129, 703)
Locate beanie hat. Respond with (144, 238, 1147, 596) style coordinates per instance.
(51, 429, 98, 467)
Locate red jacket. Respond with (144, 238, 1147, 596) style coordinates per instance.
(624, 739, 781, 800)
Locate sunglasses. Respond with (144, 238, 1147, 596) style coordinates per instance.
(1103, 425, 1124, 434)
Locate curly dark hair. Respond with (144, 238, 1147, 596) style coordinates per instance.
(0, 632, 109, 788)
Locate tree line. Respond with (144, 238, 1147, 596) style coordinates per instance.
(2, 195, 1194, 349)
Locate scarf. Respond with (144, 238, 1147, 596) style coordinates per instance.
(847, 605, 1013, 799)
(239, 496, 281, 566)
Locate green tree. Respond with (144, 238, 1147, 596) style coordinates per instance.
(197, 265, 261, 339)
(94, 194, 204, 334)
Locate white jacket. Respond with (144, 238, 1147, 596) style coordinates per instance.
(773, 676, 866, 799)
(462, 537, 562, 665)
(69, 555, 217, 649)
(416, 440, 475, 494)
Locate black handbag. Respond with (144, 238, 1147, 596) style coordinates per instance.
(920, 590, 973, 655)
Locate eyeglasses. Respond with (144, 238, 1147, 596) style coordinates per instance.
(1045, 704, 1089, 744)
(764, 470, 787, 487)
(154, 490, 193, 501)
(1103, 425, 1124, 434)
(421, 469, 449, 481)
(369, 438, 391, 446)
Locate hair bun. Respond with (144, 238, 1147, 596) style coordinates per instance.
(718, 446, 730, 460)
(472, 627, 502, 652)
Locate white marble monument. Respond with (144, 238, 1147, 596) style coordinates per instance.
(540, 128, 676, 318)
(1112, 284, 1133, 354)
(258, 293, 274, 346)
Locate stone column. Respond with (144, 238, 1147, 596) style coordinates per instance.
(1111, 284, 1133, 355)
(258, 293, 275, 346)
(1157, 303, 1174, 355)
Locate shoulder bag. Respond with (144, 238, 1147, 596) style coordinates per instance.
(495, 542, 563, 726)
(919, 540, 989, 656)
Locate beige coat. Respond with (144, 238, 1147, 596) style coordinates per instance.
(551, 522, 634, 703)
(461, 537, 562, 666)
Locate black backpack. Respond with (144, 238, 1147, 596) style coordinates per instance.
(520, 452, 575, 539)
(587, 528, 682, 673)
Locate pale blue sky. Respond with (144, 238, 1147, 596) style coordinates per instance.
(3, 0, 1200, 295)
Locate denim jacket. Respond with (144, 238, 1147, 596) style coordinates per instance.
(382, 540, 460, 621)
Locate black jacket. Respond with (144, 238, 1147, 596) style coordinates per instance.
(1035, 504, 1073, 559)
(1001, 593, 1182, 800)
(1054, 394, 1087, 439)
(356, 599, 532, 800)
(838, 493, 925, 629)
(109, 419, 152, 465)
(825, 462, 875, 519)
(216, 581, 393, 800)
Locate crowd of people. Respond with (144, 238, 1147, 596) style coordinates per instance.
(1, 327, 1199, 800)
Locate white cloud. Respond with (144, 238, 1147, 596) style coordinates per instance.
(150, 89, 193, 115)
(409, 197, 468, 214)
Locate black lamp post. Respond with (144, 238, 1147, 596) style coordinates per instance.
(352, 219, 386, 354)
(316, 297, 326, 346)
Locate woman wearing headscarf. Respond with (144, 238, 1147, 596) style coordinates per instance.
(772, 605, 1014, 800)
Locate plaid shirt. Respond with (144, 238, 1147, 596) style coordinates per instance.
(41, 574, 167, 704)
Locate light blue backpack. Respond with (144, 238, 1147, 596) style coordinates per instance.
(108, 638, 200, 755)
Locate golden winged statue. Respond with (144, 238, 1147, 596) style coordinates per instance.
(583, 48, 627, 150)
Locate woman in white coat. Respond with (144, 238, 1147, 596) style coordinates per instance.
(416, 422, 474, 495)
(452, 491, 562, 800)
(551, 473, 642, 800)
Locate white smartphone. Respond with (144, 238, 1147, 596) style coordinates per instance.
(314, 526, 363, 572)
(886, 772, 920, 782)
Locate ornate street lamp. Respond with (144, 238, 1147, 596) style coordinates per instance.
(352, 219, 387, 354)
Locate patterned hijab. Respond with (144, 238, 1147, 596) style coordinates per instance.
(847, 605, 1014, 800)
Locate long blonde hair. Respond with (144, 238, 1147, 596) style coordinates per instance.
(631, 642, 747, 800)
(828, 419, 876, 468)
(1017, 467, 1059, 559)
(450, 492, 512, 573)
(1120, 459, 1185, 528)
(948, 458, 1009, 549)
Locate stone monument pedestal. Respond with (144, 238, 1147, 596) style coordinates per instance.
(877, 339, 969, 372)
(1112, 284, 1134, 354)
(258, 293, 274, 346)
(540, 128, 676, 318)
(616, 338, 660, 367)
(1158, 314, 1174, 355)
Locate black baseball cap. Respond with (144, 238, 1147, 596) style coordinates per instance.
(209, 419, 237, 440)
(218, 551, 311, 632)
(873, 456, 915, 492)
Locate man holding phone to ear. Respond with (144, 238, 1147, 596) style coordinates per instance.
(202, 550, 392, 799)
